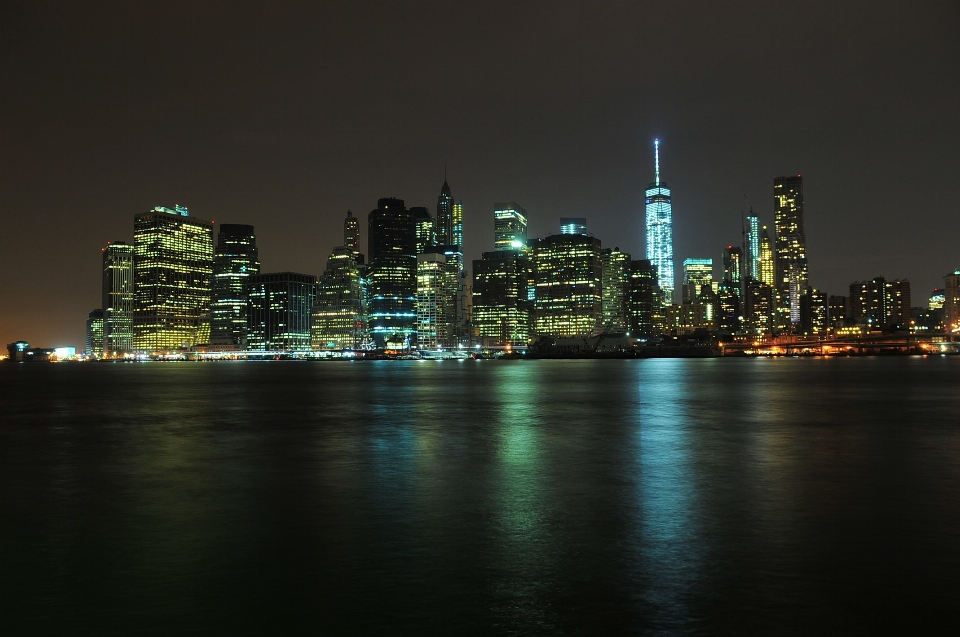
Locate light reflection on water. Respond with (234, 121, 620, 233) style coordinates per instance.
(2, 358, 959, 635)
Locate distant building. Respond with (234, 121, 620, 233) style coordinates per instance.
(247, 272, 316, 351)
(532, 234, 603, 338)
(758, 225, 776, 287)
(560, 217, 587, 235)
(682, 258, 713, 305)
(722, 246, 743, 298)
(368, 198, 417, 348)
(133, 205, 214, 351)
(828, 295, 848, 329)
(849, 277, 911, 330)
(494, 203, 528, 251)
(944, 270, 960, 332)
(86, 309, 105, 357)
(627, 259, 658, 339)
(416, 252, 457, 348)
(601, 248, 631, 333)
(101, 241, 134, 356)
(745, 212, 760, 281)
(799, 288, 828, 336)
(312, 247, 365, 350)
(436, 178, 454, 247)
(411, 206, 435, 255)
(343, 210, 364, 265)
(210, 224, 260, 350)
(472, 250, 533, 346)
(645, 139, 674, 304)
(774, 175, 808, 326)
(744, 280, 774, 335)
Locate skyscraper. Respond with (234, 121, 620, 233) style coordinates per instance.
(416, 252, 456, 348)
(745, 212, 760, 281)
(86, 309, 105, 357)
(368, 198, 417, 348)
(494, 203, 528, 251)
(601, 248, 631, 333)
(472, 250, 533, 346)
(945, 270, 960, 333)
(343, 210, 364, 265)
(645, 139, 674, 305)
(682, 258, 713, 305)
(411, 206, 435, 254)
(101, 241, 134, 356)
(759, 226, 776, 287)
(627, 260, 658, 339)
(247, 272, 316, 351)
(436, 178, 454, 247)
(210, 224, 260, 350)
(532, 233, 603, 338)
(133, 205, 214, 352)
(722, 246, 743, 297)
(774, 175, 808, 326)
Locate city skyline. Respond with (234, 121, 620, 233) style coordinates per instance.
(2, 1, 958, 347)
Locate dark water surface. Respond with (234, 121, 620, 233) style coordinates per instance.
(2, 358, 959, 635)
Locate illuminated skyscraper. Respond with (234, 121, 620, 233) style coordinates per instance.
(645, 139, 674, 305)
(133, 205, 214, 352)
(759, 226, 776, 287)
(682, 258, 713, 305)
(368, 198, 417, 347)
(312, 212, 367, 350)
(102, 241, 134, 356)
(745, 212, 760, 281)
(774, 175, 808, 326)
(472, 250, 533, 346)
(532, 234, 603, 337)
(86, 309, 105, 357)
(247, 272, 316, 351)
(601, 248, 630, 333)
(722, 246, 743, 297)
(494, 203, 528, 251)
(210, 224, 260, 350)
(416, 252, 457, 348)
(452, 201, 464, 253)
(411, 207, 435, 254)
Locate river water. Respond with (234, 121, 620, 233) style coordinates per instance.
(2, 357, 958, 635)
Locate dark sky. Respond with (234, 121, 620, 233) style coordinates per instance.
(2, 0, 958, 348)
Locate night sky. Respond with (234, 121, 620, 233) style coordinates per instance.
(2, 0, 957, 348)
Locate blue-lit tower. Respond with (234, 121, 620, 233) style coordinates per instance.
(645, 139, 674, 305)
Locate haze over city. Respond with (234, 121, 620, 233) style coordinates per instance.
(1, 0, 957, 348)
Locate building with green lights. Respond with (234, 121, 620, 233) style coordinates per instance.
(133, 205, 214, 352)
(102, 241, 134, 356)
(247, 272, 317, 351)
(532, 234, 602, 338)
(494, 203, 528, 251)
(210, 224, 260, 350)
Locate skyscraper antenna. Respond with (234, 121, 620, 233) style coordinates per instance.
(654, 138, 660, 186)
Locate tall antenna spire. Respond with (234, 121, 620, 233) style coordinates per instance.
(654, 138, 660, 186)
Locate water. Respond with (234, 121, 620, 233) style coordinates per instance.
(2, 358, 958, 635)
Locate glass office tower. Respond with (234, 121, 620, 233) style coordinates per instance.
(368, 198, 417, 348)
(102, 241, 134, 356)
(745, 213, 760, 281)
(532, 234, 603, 338)
(133, 205, 214, 352)
(494, 203, 528, 251)
(210, 224, 260, 350)
(645, 139, 674, 305)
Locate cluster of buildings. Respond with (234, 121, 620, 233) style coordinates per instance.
(13, 141, 957, 360)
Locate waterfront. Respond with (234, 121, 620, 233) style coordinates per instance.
(2, 358, 958, 635)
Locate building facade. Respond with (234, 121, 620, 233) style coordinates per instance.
(601, 248, 631, 333)
(627, 259, 658, 339)
(133, 205, 214, 352)
(494, 203, 528, 251)
(533, 234, 603, 338)
(472, 250, 532, 346)
(247, 272, 316, 351)
(945, 270, 960, 333)
(86, 309, 105, 357)
(367, 198, 417, 348)
(102, 241, 134, 356)
(210, 224, 260, 350)
(773, 175, 808, 327)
